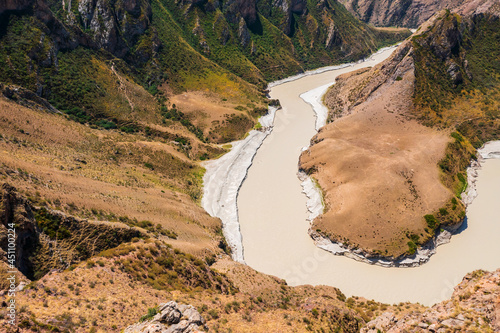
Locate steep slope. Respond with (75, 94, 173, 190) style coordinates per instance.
(0, 93, 225, 258)
(0, 0, 408, 300)
(0, 183, 142, 280)
(0, 0, 267, 146)
(339, 0, 467, 28)
(300, 2, 500, 260)
(0, 204, 425, 333)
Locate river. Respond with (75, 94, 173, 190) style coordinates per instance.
(236, 47, 500, 306)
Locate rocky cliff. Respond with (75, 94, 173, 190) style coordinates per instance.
(75, 0, 153, 57)
(0, 0, 154, 57)
(339, 0, 467, 28)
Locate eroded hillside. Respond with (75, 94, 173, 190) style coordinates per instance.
(1, 0, 498, 332)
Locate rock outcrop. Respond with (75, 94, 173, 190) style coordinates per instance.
(125, 301, 206, 333)
(363, 269, 500, 332)
(1, 0, 154, 58)
(223, 0, 258, 27)
(0, 0, 32, 14)
(0, 183, 39, 279)
(77, 0, 152, 57)
(1, 83, 59, 112)
(271, 0, 307, 36)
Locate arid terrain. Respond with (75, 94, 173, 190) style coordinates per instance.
(300, 60, 454, 257)
(0, 93, 226, 257)
(300, 3, 500, 259)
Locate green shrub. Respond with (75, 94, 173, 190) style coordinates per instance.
(96, 119, 117, 129)
(439, 208, 449, 216)
(208, 309, 219, 319)
(34, 208, 71, 240)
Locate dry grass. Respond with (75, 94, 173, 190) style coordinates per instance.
(0, 247, 424, 332)
(0, 241, 407, 333)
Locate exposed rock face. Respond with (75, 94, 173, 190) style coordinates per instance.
(1, 84, 58, 113)
(272, 0, 307, 35)
(1, 0, 155, 58)
(125, 301, 206, 333)
(238, 17, 251, 47)
(272, 0, 307, 15)
(212, 12, 231, 45)
(363, 269, 500, 332)
(0, 183, 39, 279)
(417, 14, 464, 60)
(339, 0, 467, 28)
(325, 22, 341, 49)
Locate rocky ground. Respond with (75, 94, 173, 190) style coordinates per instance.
(363, 269, 500, 332)
(339, 0, 466, 28)
(124, 301, 206, 333)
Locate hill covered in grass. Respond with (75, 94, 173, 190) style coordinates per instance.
(0, 1, 412, 332)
